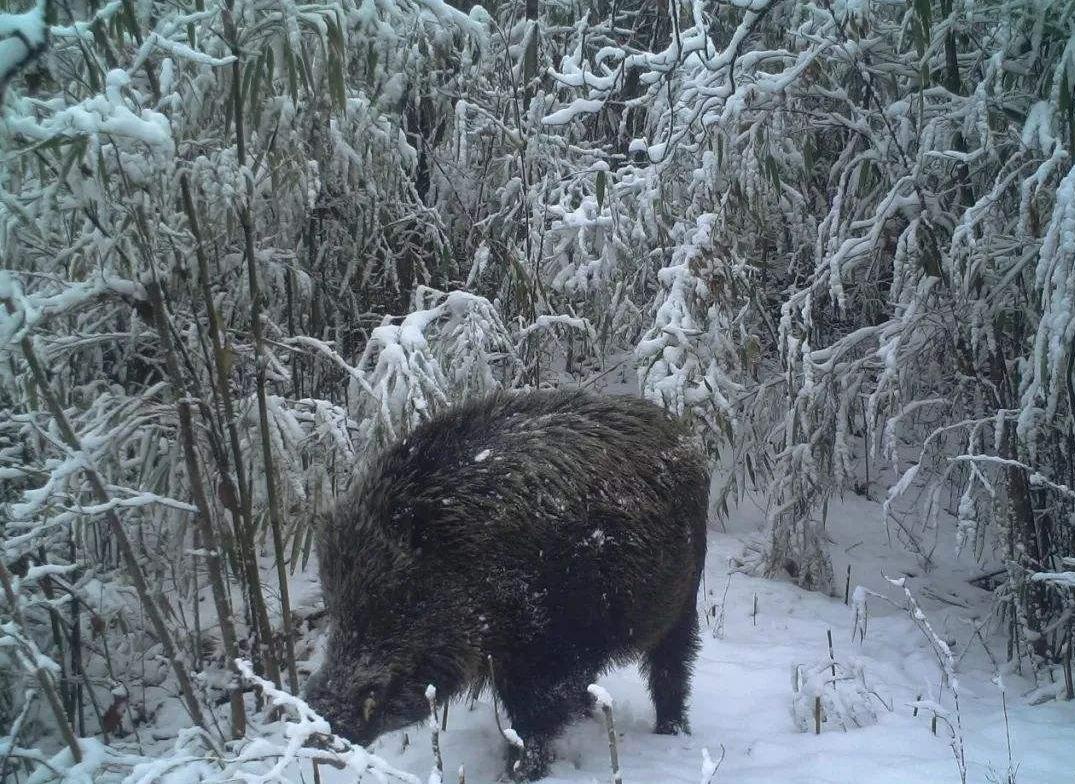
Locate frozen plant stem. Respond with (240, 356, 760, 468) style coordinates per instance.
(827, 629, 836, 683)
(145, 278, 246, 738)
(223, 0, 299, 695)
(700, 746, 726, 784)
(1064, 623, 1073, 700)
(2, 293, 208, 731)
(427, 685, 444, 779)
(589, 685, 622, 784)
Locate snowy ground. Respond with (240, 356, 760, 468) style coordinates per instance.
(287, 488, 1075, 784)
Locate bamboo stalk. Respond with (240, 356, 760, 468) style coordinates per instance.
(222, 2, 299, 694)
(192, 527, 203, 672)
(145, 278, 247, 738)
(69, 538, 86, 736)
(1064, 622, 1073, 701)
(34, 550, 72, 719)
(180, 174, 280, 688)
(2, 293, 207, 730)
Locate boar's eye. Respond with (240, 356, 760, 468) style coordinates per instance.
(363, 694, 377, 722)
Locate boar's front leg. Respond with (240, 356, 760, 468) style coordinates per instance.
(495, 666, 597, 781)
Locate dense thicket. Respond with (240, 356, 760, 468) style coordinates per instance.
(1, 0, 1072, 777)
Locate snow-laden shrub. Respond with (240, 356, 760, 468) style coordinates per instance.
(791, 659, 882, 734)
(636, 213, 746, 450)
(353, 286, 516, 445)
(546, 0, 1075, 631)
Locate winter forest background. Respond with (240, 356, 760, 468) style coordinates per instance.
(1, 0, 1073, 782)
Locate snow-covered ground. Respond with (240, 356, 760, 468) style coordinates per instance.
(287, 489, 1075, 784)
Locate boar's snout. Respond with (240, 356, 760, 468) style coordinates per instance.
(303, 667, 377, 746)
(304, 662, 431, 747)
(302, 668, 331, 718)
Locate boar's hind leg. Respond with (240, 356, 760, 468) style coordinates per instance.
(642, 596, 701, 735)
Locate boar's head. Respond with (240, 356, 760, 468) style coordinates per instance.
(307, 448, 472, 745)
(304, 631, 431, 746)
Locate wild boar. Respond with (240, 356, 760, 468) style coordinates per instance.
(305, 390, 708, 779)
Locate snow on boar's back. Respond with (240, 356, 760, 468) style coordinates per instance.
(305, 390, 708, 780)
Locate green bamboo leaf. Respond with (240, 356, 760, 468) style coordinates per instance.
(288, 519, 303, 575)
(912, 0, 932, 32)
(96, 147, 110, 189)
(328, 51, 346, 112)
(249, 51, 266, 131)
(720, 416, 733, 442)
(366, 46, 378, 80)
(30, 134, 75, 153)
(265, 40, 276, 86)
(241, 52, 257, 119)
(744, 334, 761, 367)
(283, 41, 298, 102)
(857, 161, 872, 191)
(58, 137, 87, 180)
(326, 12, 345, 59)
(297, 48, 313, 96)
(76, 39, 102, 92)
(121, 0, 140, 41)
(299, 520, 315, 572)
(911, 0, 931, 60)
(596, 169, 606, 210)
(223, 71, 234, 140)
(766, 155, 780, 188)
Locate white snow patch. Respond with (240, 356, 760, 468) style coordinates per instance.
(501, 728, 524, 748)
(587, 684, 613, 709)
(316, 492, 1075, 784)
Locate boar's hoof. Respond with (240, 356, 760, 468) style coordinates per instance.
(508, 741, 553, 781)
(654, 717, 691, 735)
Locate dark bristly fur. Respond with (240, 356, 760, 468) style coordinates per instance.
(306, 390, 709, 780)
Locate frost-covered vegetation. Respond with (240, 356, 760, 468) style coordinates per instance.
(1, 0, 1073, 781)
